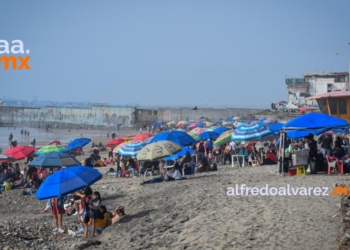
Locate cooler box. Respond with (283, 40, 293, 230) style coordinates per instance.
(288, 168, 296, 176)
(292, 148, 310, 166)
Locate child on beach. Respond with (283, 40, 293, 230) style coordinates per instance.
(89, 191, 101, 237)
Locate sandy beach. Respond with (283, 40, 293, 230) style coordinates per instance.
(0, 128, 345, 250)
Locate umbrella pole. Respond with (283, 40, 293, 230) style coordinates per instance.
(278, 132, 283, 176)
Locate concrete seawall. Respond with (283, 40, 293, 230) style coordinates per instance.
(0, 105, 268, 129)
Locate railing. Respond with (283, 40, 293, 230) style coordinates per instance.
(285, 78, 308, 84)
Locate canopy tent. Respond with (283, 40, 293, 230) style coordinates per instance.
(282, 113, 349, 131)
(276, 113, 349, 175)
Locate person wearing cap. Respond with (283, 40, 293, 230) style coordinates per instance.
(238, 144, 249, 167)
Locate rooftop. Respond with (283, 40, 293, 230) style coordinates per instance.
(303, 72, 348, 77)
(306, 90, 350, 100)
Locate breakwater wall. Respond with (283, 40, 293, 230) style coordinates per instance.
(0, 105, 267, 129)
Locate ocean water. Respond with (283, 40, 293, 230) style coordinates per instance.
(0, 126, 100, 151)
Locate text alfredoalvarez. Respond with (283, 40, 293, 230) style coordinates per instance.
(0, 40, 30, 70)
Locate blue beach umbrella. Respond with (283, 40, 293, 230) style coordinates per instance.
(28, 152, 81, 168)
(35, 166, 102, 200)
(63, 138, 91, 152)
(231, 123, 272, 141)
(151, 131, 195, 147)
(200, 131, 220, 140)
(118, 142, 146, 157)
(213, 127, 229, 135)
(164, 148, 195, 160)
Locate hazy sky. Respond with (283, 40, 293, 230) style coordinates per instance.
(1, 0, 350, 108)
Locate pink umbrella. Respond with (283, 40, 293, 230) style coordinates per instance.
(188, 123, 199, 129)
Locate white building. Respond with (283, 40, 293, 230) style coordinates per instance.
(285, 72, 349, 106)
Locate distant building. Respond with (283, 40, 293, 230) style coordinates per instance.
(285, 72, 349, 106)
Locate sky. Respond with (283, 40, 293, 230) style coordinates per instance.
(1, 0, 350, 108)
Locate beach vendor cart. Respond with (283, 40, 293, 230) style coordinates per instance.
(278, 113, 349, 176)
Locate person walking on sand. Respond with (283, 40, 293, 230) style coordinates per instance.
(8, 133, 13, 144)
(20, 129, 23, 138)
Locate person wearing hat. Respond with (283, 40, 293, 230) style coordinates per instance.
(238, 144, 249, 167)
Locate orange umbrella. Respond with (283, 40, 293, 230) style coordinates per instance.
(106, 139, 125, 147)
(132, 133, 154, 142)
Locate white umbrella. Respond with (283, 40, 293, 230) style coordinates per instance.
(136, 141, 182, 161)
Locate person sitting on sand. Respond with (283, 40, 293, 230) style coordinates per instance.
(262, 150, 278, 165)
(10, 173, 24, 189)
(165, 163, 182, 181)
(197, 157, 210, 172)
(75, 205, 111, 236)
(111, 206, 125, 224)
(103, 158, 110, 166)
(0, 169, 9, 184)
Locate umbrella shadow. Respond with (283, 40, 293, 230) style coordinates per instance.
(117, 209, 156, 224)
(102, 193, 126, 202)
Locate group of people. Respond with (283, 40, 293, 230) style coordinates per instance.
(0, 163, 26, 191)
(39, 185, 125, 237)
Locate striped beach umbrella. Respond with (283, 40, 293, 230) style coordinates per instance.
(213, 130, 234, 146)
(37, 145, 66, 155)
(113, 140, 132, 153)
(231, 123, 271, 141)
(118, 142, 146, 157)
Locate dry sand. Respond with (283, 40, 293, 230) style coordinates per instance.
(0, 129, 346, 250)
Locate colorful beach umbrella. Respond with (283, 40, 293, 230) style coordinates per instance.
(132, 133, 154, 143)
(176, 121, 186, 127)
(189, 128, 207, 135)
(118, 142, 146, 157)
(136, 141, 182, 161)
(36, 145, 66, 155)
(187, 123, 199, 129)
(113, 141, 132, 153)
(231, 124, 272, 141)
(213, 130, 234, 146)
(5, 146, 35, 160)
